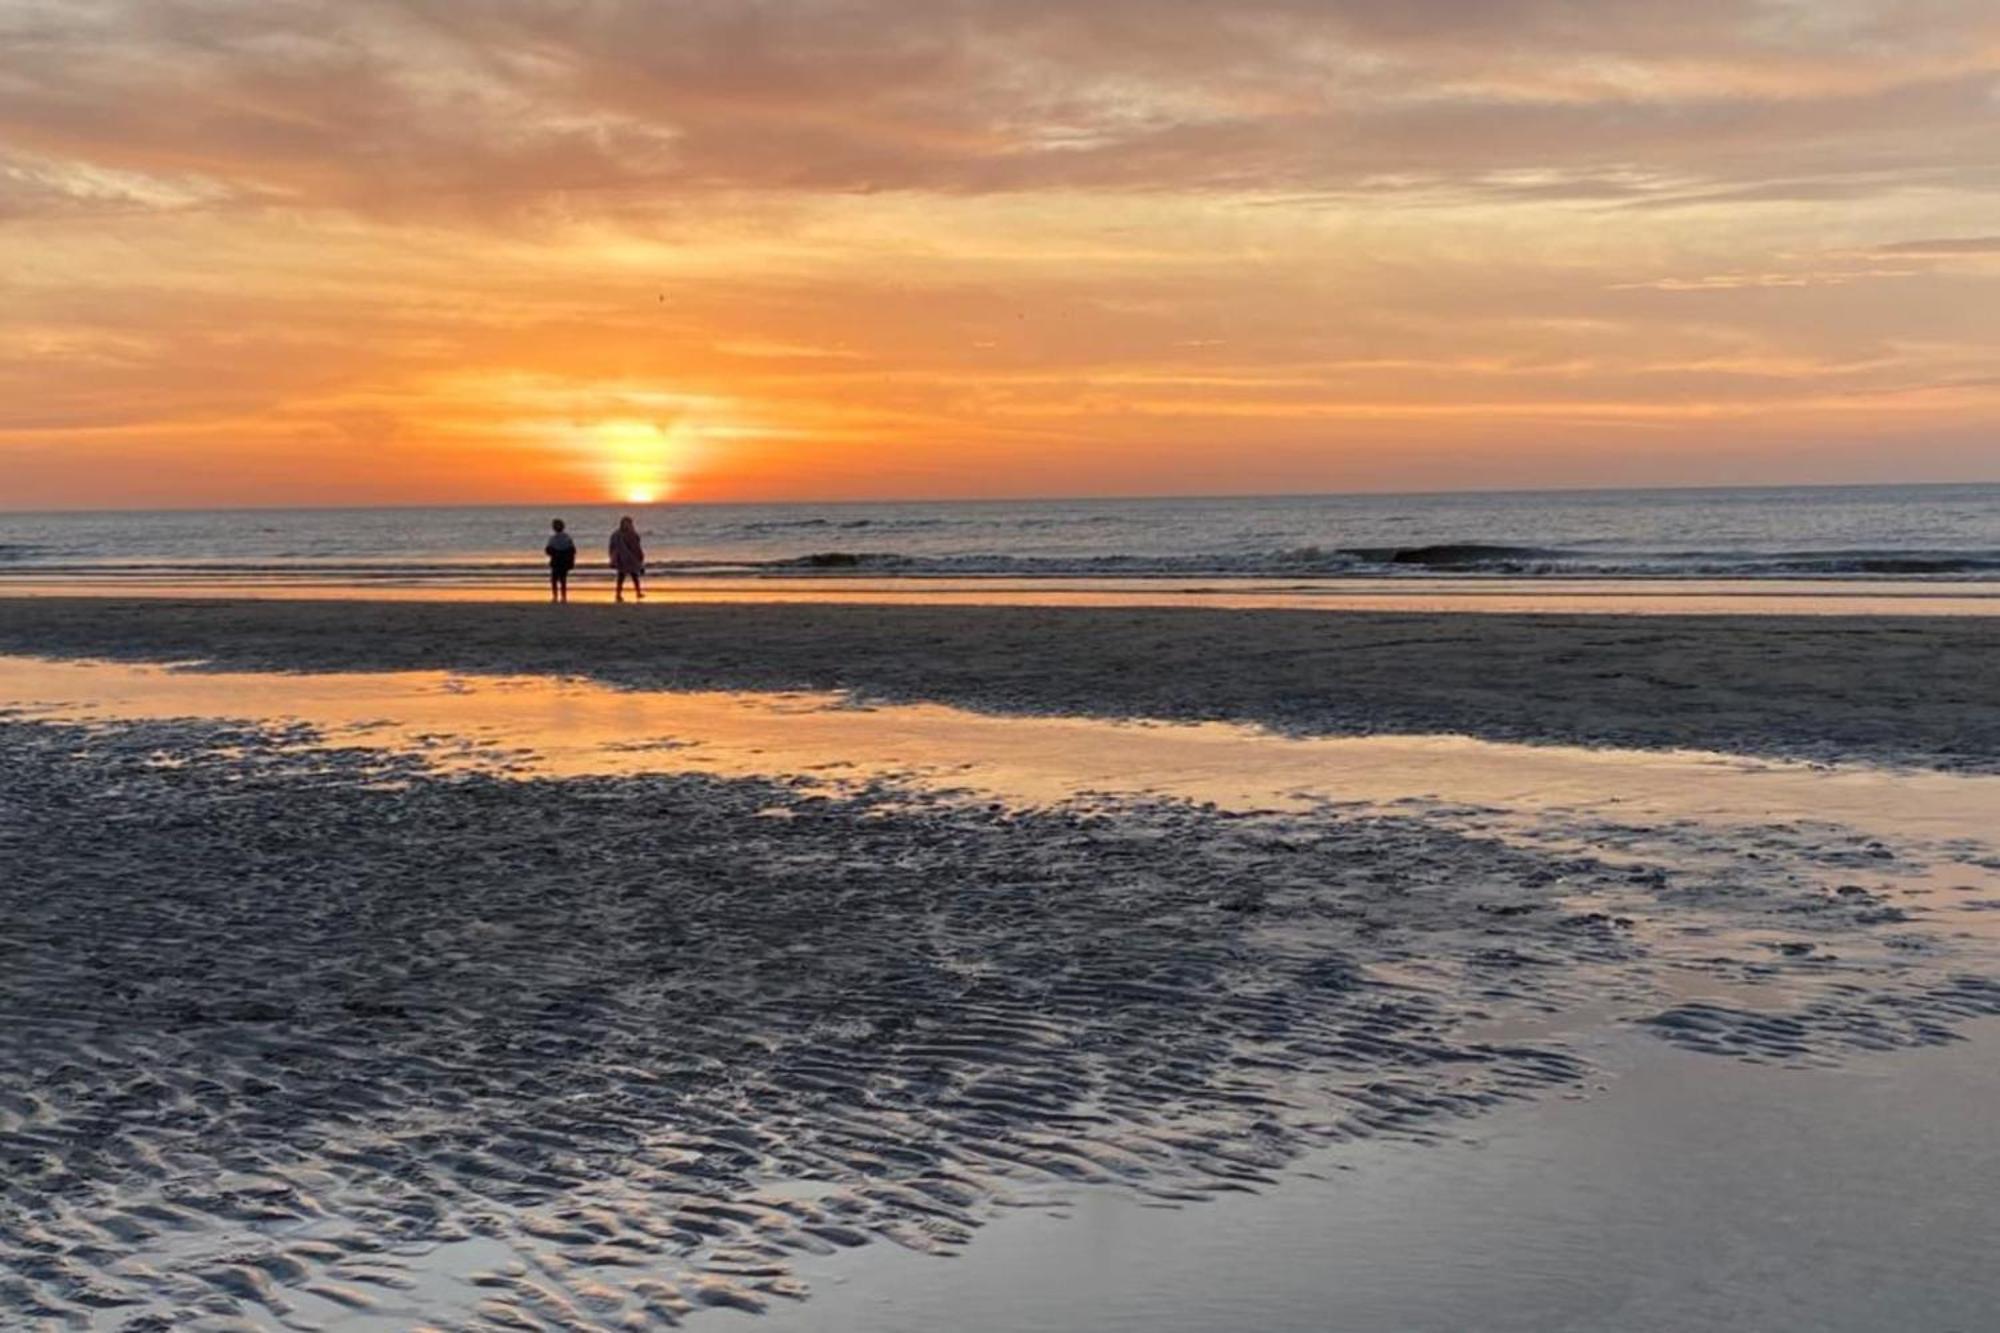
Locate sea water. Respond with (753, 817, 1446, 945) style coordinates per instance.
(1, 483, 1995, 589)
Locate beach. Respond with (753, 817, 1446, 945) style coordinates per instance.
(2, 598, 1996, 769)
(2, 594, 1997, 1329)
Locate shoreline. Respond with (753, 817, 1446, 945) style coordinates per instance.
(0, 574, 1996, 618)
(1, 595, 1994, 771)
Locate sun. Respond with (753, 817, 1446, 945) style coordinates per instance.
(593, 419, 682, 505)
(578, 410, 727, 503)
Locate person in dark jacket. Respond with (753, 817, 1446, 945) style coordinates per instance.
(544, 518, 576, 603)
(609, 516, 646, 602)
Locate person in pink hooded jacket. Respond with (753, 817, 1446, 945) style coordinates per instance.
(608, 516, 646, 602)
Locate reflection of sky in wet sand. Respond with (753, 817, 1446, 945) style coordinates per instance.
(10, 652, 1996, 1035)
(10, 652, 1998, 960)
(756, 1029, 2000, 1333)
(6, 653, 1998, 1329)
(12, 651, 1999, 1029)
(4, 575, 1999, 615)
(1, 655, 1994, 850)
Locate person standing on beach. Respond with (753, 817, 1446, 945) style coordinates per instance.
(609, 515, 646, 602)
(544, 519, 576, 603)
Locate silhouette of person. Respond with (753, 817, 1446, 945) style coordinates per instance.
(544, 518, 576, 603)
(609, 516, 646, 602)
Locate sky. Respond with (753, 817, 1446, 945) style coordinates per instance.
(3, 0, 1998, 508)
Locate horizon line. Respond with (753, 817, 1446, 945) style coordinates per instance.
(6, 477, 1998, 517)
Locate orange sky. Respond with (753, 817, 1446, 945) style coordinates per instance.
(4, 1, 1999, 507)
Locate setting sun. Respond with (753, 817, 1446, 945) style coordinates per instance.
(593, 418, 692, 507)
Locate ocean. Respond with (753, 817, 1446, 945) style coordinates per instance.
(1, 483, 1996, 589)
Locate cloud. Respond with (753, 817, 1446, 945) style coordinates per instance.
(1873, 236, 2000, 256)
(1613, 272, 1905, 291)
(0, 0, 1995, 221)
(3, 0, 1998, 503)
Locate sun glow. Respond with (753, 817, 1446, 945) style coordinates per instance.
(595, 418, 686, 505)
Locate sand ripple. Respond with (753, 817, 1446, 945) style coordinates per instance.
(1, 715, 1994, 1328)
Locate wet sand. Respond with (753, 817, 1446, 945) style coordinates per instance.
(5, 574, 1999, 618)
(1, 598, 1997, 1328)
(0, 596, 1995, 769)
(758, 1028, 2000, 1333)
(2, 656, 1996, 849)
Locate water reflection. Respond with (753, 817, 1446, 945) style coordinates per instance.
(2, 575, 1996, 615)
(2, 655, 1994, 851)
(7, 653, 1999, 1330)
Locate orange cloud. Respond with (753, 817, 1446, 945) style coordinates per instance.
(1, 0, 1997, 505)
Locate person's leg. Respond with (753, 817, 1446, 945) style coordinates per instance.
(615, 570, 627, 602)
(550, 565, 559, 602)
(633, 571, 645, 601)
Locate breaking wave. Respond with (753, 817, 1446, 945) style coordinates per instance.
(749, 544, 2000, 580)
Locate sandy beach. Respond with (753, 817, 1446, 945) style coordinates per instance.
(2, 595, 1997, 1329)
(1, 597, 1995, 769)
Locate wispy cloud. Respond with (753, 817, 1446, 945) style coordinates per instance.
(1873, 236, 2000, 256)
(2, 1, 1997, 219)
(1, 0, 1997, 503)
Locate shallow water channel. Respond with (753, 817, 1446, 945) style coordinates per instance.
(1, 655, 1993, 848)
